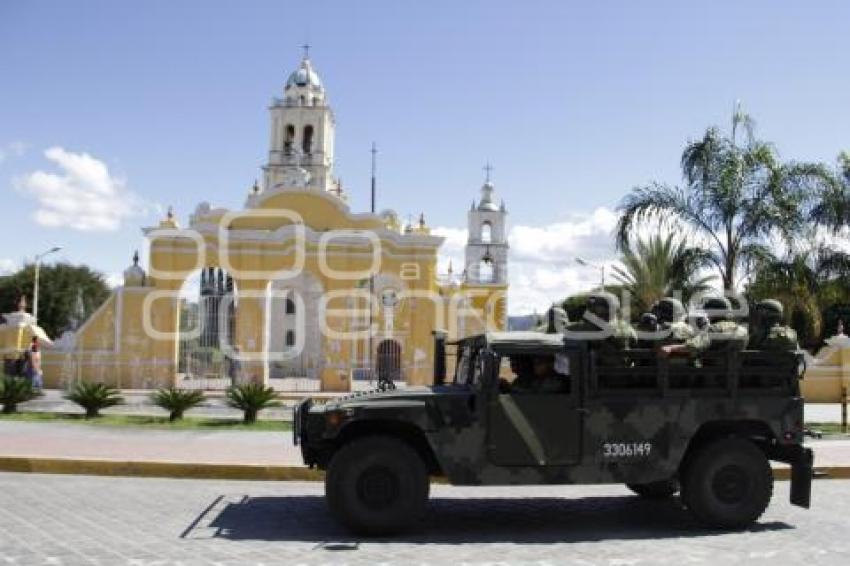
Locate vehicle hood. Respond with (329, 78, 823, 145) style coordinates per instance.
(321, 385, 436, 410)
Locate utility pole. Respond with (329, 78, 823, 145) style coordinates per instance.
(370, 142, 377, 214)
(33, 246, 62, 322)
(369, 142, 377, 382)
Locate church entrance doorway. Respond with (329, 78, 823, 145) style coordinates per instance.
(177, 267, 238, 390)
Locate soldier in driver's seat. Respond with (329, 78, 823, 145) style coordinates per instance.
(504, 354, 569, 393)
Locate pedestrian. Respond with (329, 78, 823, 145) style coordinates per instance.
(27, 337, 43, 390)
(229, 344, 243, 384)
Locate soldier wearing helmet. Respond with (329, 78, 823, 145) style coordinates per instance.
(565, 291, 637, 365)
(635, 312, 660, 349)
(652, 297, 695, 347)
(748, 299, 798, 351)
(660, 296, 747, 357)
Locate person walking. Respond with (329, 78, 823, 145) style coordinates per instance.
(27, 337, 43, 390)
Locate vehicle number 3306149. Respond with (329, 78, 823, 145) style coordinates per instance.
(602, 442, 652, 458)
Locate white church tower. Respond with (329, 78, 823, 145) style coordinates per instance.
(465, 167, 508, 284)
(263, 47, 337, 193)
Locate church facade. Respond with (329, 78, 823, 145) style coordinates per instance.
(37, 53, 509, 391)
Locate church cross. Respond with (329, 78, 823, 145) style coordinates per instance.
(483, 162, 493, 183)
(301, 43, 311, 58)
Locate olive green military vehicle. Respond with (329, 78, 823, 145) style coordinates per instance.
(294, 331, 813, 535)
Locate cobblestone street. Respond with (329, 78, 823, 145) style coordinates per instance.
(0, 472, 847, 565)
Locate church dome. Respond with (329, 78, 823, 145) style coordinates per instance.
(123, 251, 146, 287)
(478, 181, 499, 211)
(285, 57, 323, 91)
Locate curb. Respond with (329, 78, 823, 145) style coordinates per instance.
(1, 456, 849, 482)
(0, 457, 323, 482)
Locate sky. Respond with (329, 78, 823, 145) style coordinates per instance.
(1, 0, 848, 314)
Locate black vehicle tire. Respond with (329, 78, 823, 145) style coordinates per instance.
(326, 435, 429, 536)
(626, 479, 679, 499)
(681, 437, 773, 529)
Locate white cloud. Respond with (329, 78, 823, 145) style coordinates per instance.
(435, 207, 622, 315)
(15, 147, 148, 231)
(105, 272, 124, 289)
(0, 259, 18, 276)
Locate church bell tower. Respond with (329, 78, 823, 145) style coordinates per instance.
(263, 47, 337, 192)
(464, 167, 508, 285)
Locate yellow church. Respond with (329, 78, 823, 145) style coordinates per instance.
(24, 52, 509, 392)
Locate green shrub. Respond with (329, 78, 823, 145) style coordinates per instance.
(225, 383, 280, 424)
(0, 376, 41, 414)
(65, 382, 123, 418)
(151, 388, 205, 421)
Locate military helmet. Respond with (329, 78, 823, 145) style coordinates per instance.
(755, 299, 784, 325)
(586, 291, 619, 322)
(654, 297, 686, 324)
(639, 312, 658, 329)
(702, 296, 733, 323)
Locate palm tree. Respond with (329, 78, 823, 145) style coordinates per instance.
(809, 151, 850, 232)
(612, 232, 715, 316)
(616, 105, 837, 291)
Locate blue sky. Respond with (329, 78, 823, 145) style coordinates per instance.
(1, 0, 848, 312)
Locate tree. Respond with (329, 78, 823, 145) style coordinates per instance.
(616, 107, 837, 291)
(748, 247, 850, 348)
(0, 262, 110, 339)
(809, 151, 850, 231)
(611, 232, 715, 316)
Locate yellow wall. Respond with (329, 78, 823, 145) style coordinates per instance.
(38, 189, 506, 391)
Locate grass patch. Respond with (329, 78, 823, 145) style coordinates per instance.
(0, 411, 291, 431)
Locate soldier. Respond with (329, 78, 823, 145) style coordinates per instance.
(565, 291, 637, 365)
(635, 312, 659, 349)
(748, 299, 798, 351)
(660, 296, 747, 357)
(505, 354, 569, 393)
(653, 297, 695, 347)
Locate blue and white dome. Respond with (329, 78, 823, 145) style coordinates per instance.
(285, 57, 323, 91)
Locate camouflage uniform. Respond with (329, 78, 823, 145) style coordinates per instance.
(687, 296, 748, 354)
(565, 291, 637, 366)
(748, 299, 798, 351)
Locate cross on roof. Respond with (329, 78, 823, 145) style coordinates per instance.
(483, 162, 493, 183)
(301, 43, 311, 58)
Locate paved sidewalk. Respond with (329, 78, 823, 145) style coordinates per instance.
(0, 420, 298, 466)
(1, 420, 849, 468)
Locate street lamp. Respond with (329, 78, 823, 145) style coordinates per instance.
(575, 256, 605, 289)
(33, 246, 62, 322)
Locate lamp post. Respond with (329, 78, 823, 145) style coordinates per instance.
(575, 257, 605, 289)
(33, 246, 62, 323)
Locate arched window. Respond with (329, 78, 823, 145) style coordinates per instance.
(481, 221, 492, 243)
(302, 125, 314, 154)
(312, 97, 320, 106)
(284, 125, 295, 154)
(299, 95, 306, 106)
(285, 330, 296, 347)
(285, 298, 296, 315)
(479, 260, 494, 283)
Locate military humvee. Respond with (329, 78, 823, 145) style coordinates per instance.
(294, 331, 813, 535)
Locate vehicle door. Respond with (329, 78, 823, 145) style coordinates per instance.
(486, 348, 583, 466)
